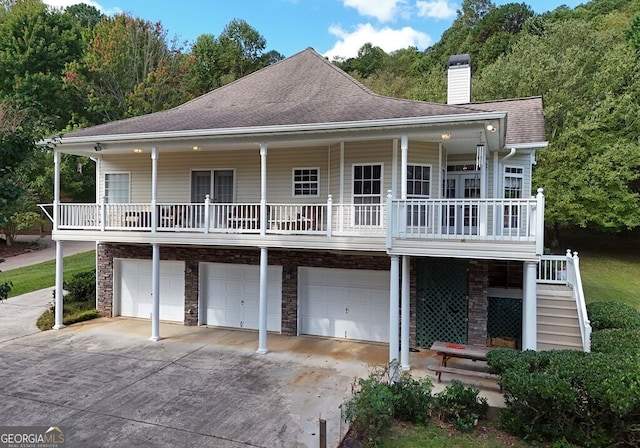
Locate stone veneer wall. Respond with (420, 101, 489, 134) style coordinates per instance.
(467, 259, 489, 345)
(97, 244, 391, 336)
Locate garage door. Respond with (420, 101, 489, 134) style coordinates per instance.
(201, 263, 282, 332)
(299, 267, 390, 342)
(115, 259, 185, 323)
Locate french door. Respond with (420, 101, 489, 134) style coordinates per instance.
(444, 172, 480, 235)
(191, 170, 234, 228)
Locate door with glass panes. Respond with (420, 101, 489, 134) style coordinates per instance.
(191, 170, 234, 228)
(443, 170, 480, 235)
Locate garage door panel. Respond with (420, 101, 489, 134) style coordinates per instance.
(202, 263, 282, 332)
(117, 259, 185, 323)
(299, 267, 390, 343)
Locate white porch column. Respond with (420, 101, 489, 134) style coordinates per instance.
(150, 243, 161, 341)
(53, 240, 65, 329)
(400, 135, 408, 200)
(151, 147, 158, 233)
(389, 255, 400, 364)
(522, 261, 538, 350)
(257, 247, 269, 354)
(400, 255, 410, 370)
(53, 151, 60, 231)
(260, 144, 267, 236)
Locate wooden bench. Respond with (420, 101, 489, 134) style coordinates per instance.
(427, 364, 500, 383)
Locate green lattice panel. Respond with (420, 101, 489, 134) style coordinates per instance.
(487, 297, 522, 341)
(416, 259, 468, 347)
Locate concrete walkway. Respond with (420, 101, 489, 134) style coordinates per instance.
(1, 235, 95, 271)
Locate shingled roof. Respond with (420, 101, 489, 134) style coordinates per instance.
(471, 97, 545, 145)
(64, 48, 545, 146)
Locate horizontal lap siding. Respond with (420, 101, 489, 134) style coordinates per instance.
(266, 146, 330, 203)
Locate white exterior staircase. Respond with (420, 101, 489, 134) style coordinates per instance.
(537, 284, 583, 350)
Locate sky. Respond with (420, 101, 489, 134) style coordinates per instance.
(43, 0, 585, 59)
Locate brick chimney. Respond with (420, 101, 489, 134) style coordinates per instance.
(447, 54, 471, 105)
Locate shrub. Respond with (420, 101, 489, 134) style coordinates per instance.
(591, 328, 640, 356)
(0, 258, 12, 301)
(433, 380, 488, 432)
(389, 370, 433, 424)
(586, 301, 640, 330)
(343, 365, 395, 446)
(343, 363, 435, 446)
(489, 349, 640, 447)
(63, 269, 95, 302)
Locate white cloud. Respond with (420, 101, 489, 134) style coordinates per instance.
(416, 0, 457, 20)
(343, 0, 408, 22)
(323, 23, 431, 60)
(42, 0, 122, 15)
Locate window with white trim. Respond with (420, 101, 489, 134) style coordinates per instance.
(407, 164, 431, 226)
(104, 173, 130, 203)
(293, 168, 319, 197)
(353, 163, 382, 226)
(503, 166, 523, 228)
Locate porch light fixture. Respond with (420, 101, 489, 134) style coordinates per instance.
(192, 145, 202, 151)
(486, 123, 497, 132)
(133, 148, 143, 153)
(94, 143, 102, 152)
(441, 133, 451, 140)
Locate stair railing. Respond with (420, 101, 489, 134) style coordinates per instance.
(565, 249, 592, 352)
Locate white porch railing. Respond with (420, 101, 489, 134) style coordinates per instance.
(50, 191, 543, 248)
(566, 250, 592, 352)
(387, 191, 544, 247)
(537, 254, 567, 284)
(538, 251, 591, 352)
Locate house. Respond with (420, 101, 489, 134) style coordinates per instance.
(45, 48, 590, 368)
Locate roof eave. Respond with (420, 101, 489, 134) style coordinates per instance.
(56, 112, 508, 147)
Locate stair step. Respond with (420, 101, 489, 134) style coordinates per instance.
(537, 313, 580, 326)
(537, 323, 581, 336)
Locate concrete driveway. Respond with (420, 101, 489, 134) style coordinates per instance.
(0, 302, 389, 448)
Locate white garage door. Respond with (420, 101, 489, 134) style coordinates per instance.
(116, 259, 185, 323)
(201, 263, 282, 332)
(299, 267, 390, 342)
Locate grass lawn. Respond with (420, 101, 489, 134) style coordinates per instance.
(0, 250, 96, 297)
(380, 421, 532, 447)
(580, 252, 640, 309)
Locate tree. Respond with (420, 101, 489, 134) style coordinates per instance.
(65, 13, 191, 122)
(0, 102, 37, 246)
(474, 15, 640, 234)
(218, 19, 267, 79)
(0, 0, 84, 130)
(456, 0, 495, 27)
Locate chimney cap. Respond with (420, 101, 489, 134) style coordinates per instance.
(448, 54, 471, 67)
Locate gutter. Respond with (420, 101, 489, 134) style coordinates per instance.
(52, 112, 508, 146)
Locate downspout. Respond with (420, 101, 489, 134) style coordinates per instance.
(500, 147, 516, 163)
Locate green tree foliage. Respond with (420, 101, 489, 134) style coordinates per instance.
(0, 0, 84, 129)
(0, 102, 36, 242)
(65, 13, 191, 123)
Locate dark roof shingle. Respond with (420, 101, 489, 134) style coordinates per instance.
(64, 48, 545, 145)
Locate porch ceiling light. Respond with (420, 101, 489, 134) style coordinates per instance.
(192, 145, 202, 151)
(486, 123, 497, 132)
(133, 148, 143, 153)
(441, 133, 451, 140)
